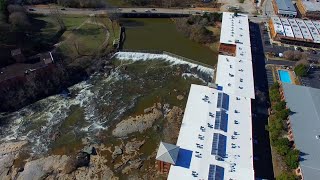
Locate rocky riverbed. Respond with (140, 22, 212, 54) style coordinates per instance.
(0, 56, 212, 179)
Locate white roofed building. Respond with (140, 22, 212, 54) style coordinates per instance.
(156, 12, 255, 180)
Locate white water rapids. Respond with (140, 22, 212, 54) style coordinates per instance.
(0, 53, 215, 155)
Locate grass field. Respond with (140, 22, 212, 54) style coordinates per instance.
(32, 15, 120, 59)
(105, 0, 129, 7)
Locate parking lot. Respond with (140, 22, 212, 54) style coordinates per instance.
(259, 24, 320, 62)
(301, 67, 320, 89)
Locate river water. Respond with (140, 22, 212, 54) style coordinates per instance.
(0, 53, 214, 156)
(121, 18, 219, 66)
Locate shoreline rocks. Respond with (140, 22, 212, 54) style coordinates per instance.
(112, 104, 163, 137)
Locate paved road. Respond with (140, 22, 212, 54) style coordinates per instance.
(25, 4, 270, 23)
(265, 59, 296, 66)
(262, 0, 274, 17)
(25, 5, 217, 15)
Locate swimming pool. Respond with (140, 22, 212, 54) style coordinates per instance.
(278, 70, 292, 84)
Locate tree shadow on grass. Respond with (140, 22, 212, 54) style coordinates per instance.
(74, 27, 102, 36)
(119, 19, 145, 28)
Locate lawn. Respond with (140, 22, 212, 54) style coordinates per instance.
(32, 15, 120, 59)
(58, 23, 106, 58)
(105, 0, 129, 7)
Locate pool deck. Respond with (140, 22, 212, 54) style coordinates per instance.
(275, 67, 296, 85)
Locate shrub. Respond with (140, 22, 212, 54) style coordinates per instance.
(275, 109, 290, 120)
(294, 64, 307, 77)
(274, 101, 286, 111)
(269, 89, 281, 102)
(7, 5, 25, 13)
(277, 172, 296, 180)
(285, 149, 300, 169)
(0, 0, 6, 12)
(274, 138, 290, 156)
(270, 82, 280, 91)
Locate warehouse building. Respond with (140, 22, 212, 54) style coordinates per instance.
(272, 0, 297, 17)
(269, 16, 320, 47)
(282, 83, 320, 180)
(297, 0, 320, 20)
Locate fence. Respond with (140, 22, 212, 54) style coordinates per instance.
(118, 49, 214, 69)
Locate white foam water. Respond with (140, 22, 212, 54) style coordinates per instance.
(115, 52, 215, 78)
(181, 73, 206, 83)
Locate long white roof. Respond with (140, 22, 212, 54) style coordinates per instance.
(220, 12, 250, 46)
(218, 12, 255, 99)
(168, 84, 254, 180)
(215, 55, 255, 99)
(167, 12, 255, 180)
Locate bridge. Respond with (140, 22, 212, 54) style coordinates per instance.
(25, 6, 211, 17)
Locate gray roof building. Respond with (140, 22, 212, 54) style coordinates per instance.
(274, 0, 297, 17)
(282, 83, 320, 180)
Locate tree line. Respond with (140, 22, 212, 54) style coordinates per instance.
(174, 12, 222, 44)
(268, 82, 300, 180)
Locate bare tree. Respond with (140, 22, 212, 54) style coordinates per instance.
(9, 12, 31, 30)
(48, 4, 66, 31)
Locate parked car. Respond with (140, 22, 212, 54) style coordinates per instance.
(145, 10, 151, 13)
(131, 10, 137, 12)
(151, 8, 156, 11)
(61, 8, 66, 10)
(29, 8, 35, 11)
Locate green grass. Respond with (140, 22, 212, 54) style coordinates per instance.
(59, 22, 106, 58)
(105, 0, 129, 7)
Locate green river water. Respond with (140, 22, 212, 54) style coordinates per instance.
(121, 18, 219, 66)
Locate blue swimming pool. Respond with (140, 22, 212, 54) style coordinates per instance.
(278, 70, 292, 84)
